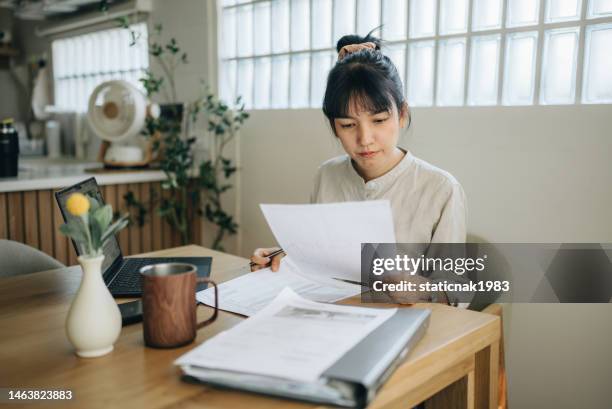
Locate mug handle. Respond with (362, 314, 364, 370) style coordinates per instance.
(196, 277, 219, 329)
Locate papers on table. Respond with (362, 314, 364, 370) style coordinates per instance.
(197, 257, 361, 316)
(197, 200, 396, 316)
(178, 288, 397, 383)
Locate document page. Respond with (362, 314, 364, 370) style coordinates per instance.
(178, 288, 397, 383)
(197, 256, 361, 316)
(260, 201, 396, 284)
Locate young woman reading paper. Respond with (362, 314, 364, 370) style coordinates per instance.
(251, 32, 470, 305)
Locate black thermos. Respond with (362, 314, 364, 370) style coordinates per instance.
(0, 118, 19, 177)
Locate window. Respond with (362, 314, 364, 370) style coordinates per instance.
(219, 0, 612, 109)
(52, 22, 149, 113)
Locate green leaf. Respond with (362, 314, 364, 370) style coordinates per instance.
(93, 204, 113, 231)
(115, 15, 129, 27)
(59, 222, 88, 244)
(101, 219, 129, 247)
(88, 195, 101, 211)
(90, 214, 102, 251)
(100, 215, 129, 245)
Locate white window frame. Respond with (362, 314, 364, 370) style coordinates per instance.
(52, 22, 149, 113)
(219, 0, 612, 109)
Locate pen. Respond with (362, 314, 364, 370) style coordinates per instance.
(249, 248, 286, 268)
(332, 277, 370, 287)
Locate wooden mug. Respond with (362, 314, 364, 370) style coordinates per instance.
(140, 263, 219, 348)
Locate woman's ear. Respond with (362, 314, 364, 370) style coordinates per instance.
(399, 103, 410, 129)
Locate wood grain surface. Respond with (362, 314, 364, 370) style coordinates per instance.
(0, 245, 501, 409)
(142, 267, 202, 348)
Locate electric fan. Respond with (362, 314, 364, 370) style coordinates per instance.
(87, 80, 160, 168)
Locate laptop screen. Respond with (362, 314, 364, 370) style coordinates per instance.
(55, 177, 122, 273)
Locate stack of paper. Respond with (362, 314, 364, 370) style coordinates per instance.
(198, 201, 396, 316)
(178, 288, 397, 382)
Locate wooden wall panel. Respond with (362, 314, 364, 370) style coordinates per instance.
(52, 199, 69, 266)
(7, 192, 23, 242)
(0, 193, 7, 239)
(1, 181, 202, 264)
(172, 223, 182, 247)
(116, 184, 129, 255)
(37, 190, 54, 256)
(68, 239, 78, 266)
(127, 183, 142, 256)
(140, 183, 152, 253)
(103, 185, 117, 218)
(152, 183, 163, 251)
(162, 188, 172, 250)
(189, 190, 202, 247)
(23, 191, 39, 249)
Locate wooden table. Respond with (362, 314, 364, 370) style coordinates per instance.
(0, 245, 501, 409)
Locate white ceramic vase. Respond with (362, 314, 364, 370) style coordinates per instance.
(66, 255, 122, 358)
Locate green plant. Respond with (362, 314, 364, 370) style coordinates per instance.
(115, 17, 249, 250)
(123, 190, 148, 227)
(196, 92, 249, 249)
(60, 193, 129, 257)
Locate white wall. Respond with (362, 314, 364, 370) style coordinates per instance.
(151, 0, 215, 104)
(239, 105, 612, 252)
(151, 0, 241, 253)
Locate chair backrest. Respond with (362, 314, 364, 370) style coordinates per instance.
(0, 240, 65, 278)
(466, 233, 511, 311)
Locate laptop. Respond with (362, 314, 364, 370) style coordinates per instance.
(55, 177, 212, 297)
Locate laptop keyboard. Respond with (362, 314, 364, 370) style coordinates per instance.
(107, 257, 210, 295)
(108, 259, 150, 291)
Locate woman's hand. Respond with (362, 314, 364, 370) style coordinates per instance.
(250, 247, 285, 272)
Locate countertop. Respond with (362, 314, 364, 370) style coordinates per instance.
(0, 157, 166, 193)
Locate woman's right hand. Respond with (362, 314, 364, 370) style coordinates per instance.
(250, 247, 285, 272)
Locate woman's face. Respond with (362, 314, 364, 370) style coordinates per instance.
(333, 100, 408, 180)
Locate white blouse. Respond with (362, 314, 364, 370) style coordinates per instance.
(310, 150, 472, 305)
(310, 150, 467, 243)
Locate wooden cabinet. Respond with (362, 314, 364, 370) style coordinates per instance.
(0, 181, 201, 266)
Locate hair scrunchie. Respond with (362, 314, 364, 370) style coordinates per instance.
(337, 42, 377, 61)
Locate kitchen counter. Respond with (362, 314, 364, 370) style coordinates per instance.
(0, 157, 190, 265)
(0, 157, 166, 193)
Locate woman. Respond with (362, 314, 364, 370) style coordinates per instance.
(251, 33, 469, 304)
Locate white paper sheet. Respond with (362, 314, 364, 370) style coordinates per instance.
(197, 256, 361, 316)
(260, 201, 396, 284)
(178, 288, 397, 383)
(198, 201, 395, 316)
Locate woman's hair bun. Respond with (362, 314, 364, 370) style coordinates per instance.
(335, 30, 382, 53)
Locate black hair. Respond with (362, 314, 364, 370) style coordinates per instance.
(322, 30, 410, 132)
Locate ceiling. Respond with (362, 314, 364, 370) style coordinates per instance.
(0, 0, 107, 20)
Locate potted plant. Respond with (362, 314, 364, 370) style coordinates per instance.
(116, 19, 249, 251)
(60, 193, 129, 357)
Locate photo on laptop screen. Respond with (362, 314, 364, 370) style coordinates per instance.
(55, 177, 122, 272)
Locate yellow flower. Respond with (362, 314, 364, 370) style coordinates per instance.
(66, 193, 90, 216)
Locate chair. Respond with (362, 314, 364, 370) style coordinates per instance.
(0, 240, 65, 278)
